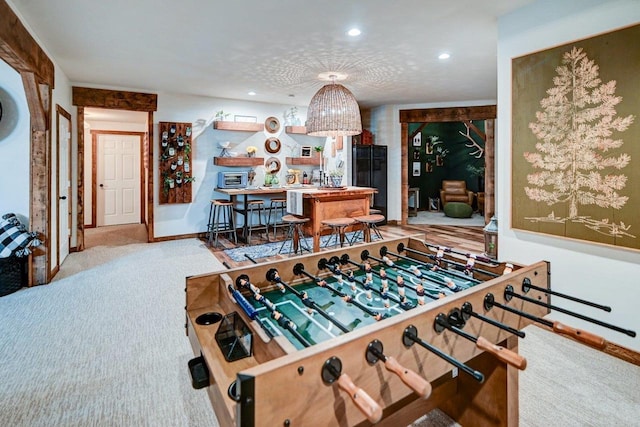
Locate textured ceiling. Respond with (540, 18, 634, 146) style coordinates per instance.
(9, 0, 533, 110)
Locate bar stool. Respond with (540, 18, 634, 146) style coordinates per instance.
(369, 208, 382, 215)
(279, 214, 311, 255)
(351, 214, 385, 244)
(266, 198, 287, 240)
(207, 199, 237, 247)
(321, 217, 356, 248)
(246, 200, 267, 244)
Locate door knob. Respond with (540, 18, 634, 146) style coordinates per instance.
(59, 196, 67, 200)
(100, 184, 104, 188)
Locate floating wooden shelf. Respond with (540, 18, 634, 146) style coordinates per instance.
(286, 157, 321, 166)
(213, 121, 264, 132)
(285, 126, 308, 134)
(214, 157, 264, 166)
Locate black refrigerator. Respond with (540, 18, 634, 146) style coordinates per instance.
(352, 145, 387, 223)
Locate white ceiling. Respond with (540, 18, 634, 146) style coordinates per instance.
(9, 0, 533, 113)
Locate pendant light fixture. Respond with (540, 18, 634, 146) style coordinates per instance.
(305, 73, 362, 137)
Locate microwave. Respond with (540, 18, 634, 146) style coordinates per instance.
(218, 171, 248, 189)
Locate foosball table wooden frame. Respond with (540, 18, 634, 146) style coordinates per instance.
(185, 235, 549, 426)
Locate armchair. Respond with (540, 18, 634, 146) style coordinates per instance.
(439, 180, 474, 207)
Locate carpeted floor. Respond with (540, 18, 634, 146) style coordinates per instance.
(1, 237, 638, 426)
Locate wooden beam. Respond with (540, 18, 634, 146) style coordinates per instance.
(0, 0, 54, 86)
(399, 105, 497, 123)
(76, 107, 85, 251)
(20, 72, 47, 131)
(72, 87, 157, 112)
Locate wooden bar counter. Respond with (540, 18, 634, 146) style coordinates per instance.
(217, 186, 377, 251)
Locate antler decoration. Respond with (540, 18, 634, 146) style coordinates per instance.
(459, 122, 484, 159)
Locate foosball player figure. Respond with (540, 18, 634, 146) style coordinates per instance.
(238, 276, 261, 295)
(317, 278, 327, 288)
(363, 278, 373, 300)
(254, 293, 276, 312)
(433, 247, 445, 268)
(272, 310, 296, 330)
(438, 277, 461, 298)
(396, 275, 407, 302)
(271, 270, 286, 293)
(415, 282, 425, 305)
(382, 255, 395, 268)
(379, 267, 387, 279)
(301, 291, 314, 315)
(465, 254, 476, 276)
(380, 278, 390, 307)
(410, 264, 422, 278)
(503, 263, 514, 275)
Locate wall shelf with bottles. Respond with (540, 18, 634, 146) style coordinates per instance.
(159, 121, 194, 204)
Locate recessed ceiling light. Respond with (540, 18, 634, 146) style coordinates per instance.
(248, 91, 256, 96)
(347, 28, 361, 37)
(438, 53, 451, 60)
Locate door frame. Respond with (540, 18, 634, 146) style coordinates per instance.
(54, 105, 72, 275)
(399, 106, 497, 224)
(91, 130, 145, 228)
(72, 87, 157, 251)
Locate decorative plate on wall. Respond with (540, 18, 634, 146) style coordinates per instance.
(265, 157, 281, 174)
(265, 116, 280, 134)
(265, 137, 281, 154)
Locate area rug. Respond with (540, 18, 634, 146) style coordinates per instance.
(408, 211, 485, 227)
(224, 232, 376, 262)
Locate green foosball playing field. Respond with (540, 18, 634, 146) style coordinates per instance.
(245, 256, 479, 350)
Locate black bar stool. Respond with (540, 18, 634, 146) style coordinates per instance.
(279, 214, 311, 255)
(266, 197, 287, 240)
(246, 199, 267, 244)
(207, 199, 237, 247)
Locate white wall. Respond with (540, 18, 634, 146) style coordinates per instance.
(0, 59, 30, 223)
(152, 93, 340, 238)
(497, 0, 640, 350)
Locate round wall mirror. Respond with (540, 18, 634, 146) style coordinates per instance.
(265, 116, 280, 134)
(264, 137, 281, 154)
(265, 157, 281, 174)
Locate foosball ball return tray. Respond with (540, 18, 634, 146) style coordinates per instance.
(184, 235, 634, 426)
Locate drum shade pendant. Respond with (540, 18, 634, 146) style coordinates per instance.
(306, 77, 362, 137)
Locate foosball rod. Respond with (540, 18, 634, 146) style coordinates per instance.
(393, 244, 498, 279)
(460, 302, 525, 338)
(521, 277, 612, 312)
(419, 240, 500, 266)
(372, 247, 481, 284)
(321, 257, 413, 309)
(504, 285, 636, 338)
(361, 249, 471, 287)
(366, 340, 432, 398)
(434, 313, 527, 370)
(236, 275, 312, 348)
(226, 284, 275, 339)
(292, 263, 384, 319)
(484, 293, 606, 349)
(403, 325, 485, 383)
(338, 254, 429, 303)
(265, 268, 351, 333)
(244, 253, 258, 264)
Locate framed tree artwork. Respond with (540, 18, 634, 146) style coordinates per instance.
(511, 24, 640, 251)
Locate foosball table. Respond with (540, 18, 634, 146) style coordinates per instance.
(185, 235, 626, 426)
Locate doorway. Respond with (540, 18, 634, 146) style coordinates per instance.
(94, 131, 143, 227)
(56, 105, 72, 269)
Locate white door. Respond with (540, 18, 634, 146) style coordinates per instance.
(58, 113, 71, 264)
(97, 134, 141, 226)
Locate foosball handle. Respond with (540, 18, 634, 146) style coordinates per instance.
(383, 356, 432, 398)
(476, 336, 527, 371)
(552, 321, 607, 349)
(337, 373, 383, 424)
